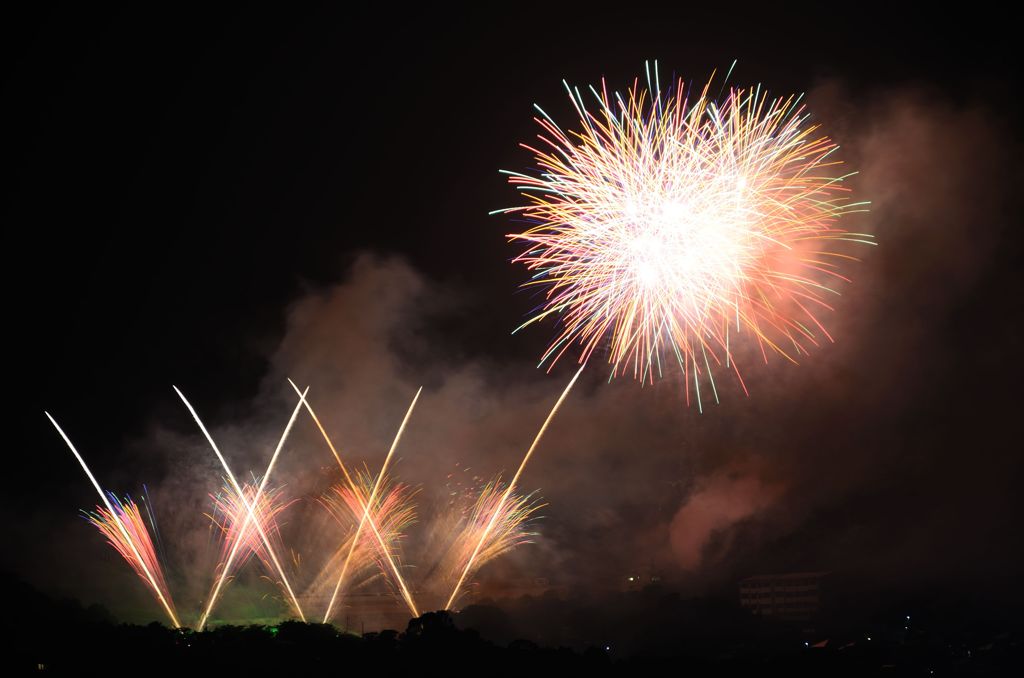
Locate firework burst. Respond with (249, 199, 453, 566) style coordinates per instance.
(499, 62, 871, 408)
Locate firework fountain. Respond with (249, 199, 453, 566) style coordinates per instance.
(291, 380, 423, 621)
(46, 413, 182, 628)
(175, 385, 309, 629)
(315, 387, 422, 622)
(444, 366, 582, 609)
(83, 493, 178, 621)
(48, 381, 536, 627)
(319, 472, 418, 610)
(439, 477, 544, 609)
(207, 481, 297, 597)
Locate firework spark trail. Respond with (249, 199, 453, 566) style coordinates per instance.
(445, 364, 583, 610)
(319, 473, 417, 601)
(315, 535, 376, 598)
(84, 493, 179, 623)
(141, 483, 168, 567)
(442, 478, 542, 606)
(322, 387, 422, 623)
(174, 386, 308, 629)
(498, 63, 871, 409)
(208, 482, 295, 580)
(45, 413, 182, 627)
(288, 380, 421, 621)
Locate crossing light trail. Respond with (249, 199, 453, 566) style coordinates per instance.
(321, 387, 422, 623)
(174, 386, 308, 629)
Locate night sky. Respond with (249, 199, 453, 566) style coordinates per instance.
(4, 6, 1021, 624)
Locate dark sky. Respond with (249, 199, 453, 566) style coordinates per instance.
(3, 5, 1021, 623)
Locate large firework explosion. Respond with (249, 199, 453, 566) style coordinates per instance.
(449, 63, 873, 610)
(498, 62, 872, 409)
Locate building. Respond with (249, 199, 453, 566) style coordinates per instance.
(739, 571, 829, 621)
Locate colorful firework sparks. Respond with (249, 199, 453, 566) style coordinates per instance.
(289, 380, 422, 621)
(84, 493, 179, 623)
(445, 366, 582, 610)
(317, 387, 422, 623)
(174, 385, 309, 628)
(46, 413, 182, 627)
(51, 380, 564, 625)
(319, 471, 417, 596)
(439, 477, 542, 607)
(207, 481, 297, 595)
(498, 62, 872, 409)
